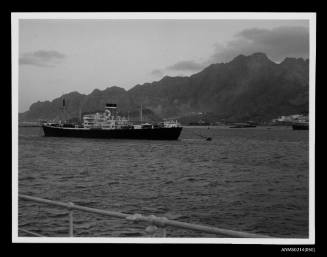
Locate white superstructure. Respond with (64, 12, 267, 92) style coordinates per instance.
(83, 104, 129, 129)
(82, 104, 181, 129)
(163, 120, 180, 128)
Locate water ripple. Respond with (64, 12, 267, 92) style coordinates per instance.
(18, 126, 309, 238)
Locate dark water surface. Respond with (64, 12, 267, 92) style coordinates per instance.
(18, 126, 309, 237)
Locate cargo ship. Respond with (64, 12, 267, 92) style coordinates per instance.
(42, 104, 183, 140)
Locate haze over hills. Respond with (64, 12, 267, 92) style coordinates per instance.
(19, 53, 309, 123)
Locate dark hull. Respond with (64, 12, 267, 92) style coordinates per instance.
(292, 124, 309, 130)
(42, 125, 183, 140)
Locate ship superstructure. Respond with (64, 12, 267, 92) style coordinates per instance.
(83, 104, 130, 129)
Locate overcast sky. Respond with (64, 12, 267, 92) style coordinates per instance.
(18, 19, 309, 112)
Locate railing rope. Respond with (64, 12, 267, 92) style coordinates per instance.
(127, 214, 168, 237)
(19, 194, 271, 238)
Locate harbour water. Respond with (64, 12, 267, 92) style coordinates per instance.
(18, 126, 309, 237)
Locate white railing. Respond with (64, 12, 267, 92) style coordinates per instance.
(19, 194, 271, 238)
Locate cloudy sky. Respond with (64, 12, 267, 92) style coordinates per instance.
(18, 18, 309, 112)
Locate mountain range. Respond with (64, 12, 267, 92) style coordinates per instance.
(19, 53, 309, 123)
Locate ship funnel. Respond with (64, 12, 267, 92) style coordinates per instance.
(105, 103, 117, 117)
(105, 103, 117, 108)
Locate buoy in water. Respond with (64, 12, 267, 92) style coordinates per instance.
(191, 131, 212, 141)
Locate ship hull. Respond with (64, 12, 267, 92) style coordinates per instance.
(42, 125, 183, 140)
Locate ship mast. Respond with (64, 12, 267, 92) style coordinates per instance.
(79, 105, 82, 123)
(62, 98, 66, 123)
(140, 104, 143, 123)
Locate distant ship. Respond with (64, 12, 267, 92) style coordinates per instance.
(292, 122, 309, 130)
(42, 104, 183, 140)
(229, 122, 257, 128)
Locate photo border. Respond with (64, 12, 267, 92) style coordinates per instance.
(12, 12, 316, 244)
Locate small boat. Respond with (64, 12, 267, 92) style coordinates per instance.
(229, 122, 257, 128)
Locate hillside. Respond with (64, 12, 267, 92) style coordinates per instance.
(19, 53, 309, 123)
